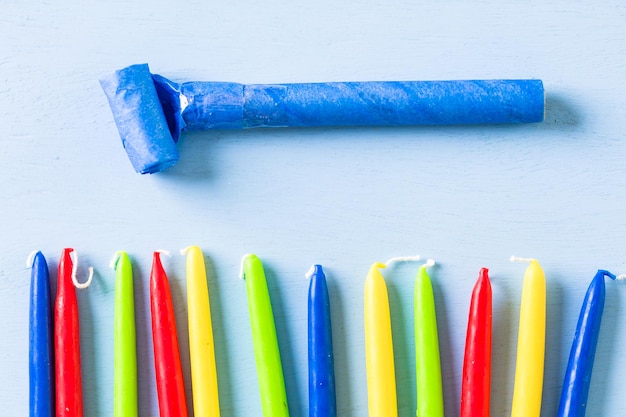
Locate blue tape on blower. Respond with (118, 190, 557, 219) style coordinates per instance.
(100, 63, 544, 174)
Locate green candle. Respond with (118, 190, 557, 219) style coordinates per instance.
(113, 251, 138, 417)
(241, 254, 289, 417)
(414, 261, 444, 417)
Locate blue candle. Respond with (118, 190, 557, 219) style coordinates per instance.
(307, 265, 336, 417)
(557, 270, 617, 417)
(29, 251, 54, 417)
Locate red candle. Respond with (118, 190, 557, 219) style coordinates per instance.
(150, 251, 188, 417)
(54, 248, 84, 417)
(460, 268, 492, 417)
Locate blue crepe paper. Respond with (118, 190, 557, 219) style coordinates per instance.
(101, 64, 545, 174)
(179, 80, 544, 130)
(100, 64, 179, 174)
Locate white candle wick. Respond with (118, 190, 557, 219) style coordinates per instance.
(26, 250, 38, 268)
(70, 249, 94, 290)
(384, 255, 421, 267)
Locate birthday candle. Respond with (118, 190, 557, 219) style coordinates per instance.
(112, 252, 137, 417)
(150, 251, 188, 417)
(29, 251, 54, 417)
(307, 265, 336, 417)
(557, 270, 620, 417)
(240, 254, 289, 417)
(460, 268, 492, 417)
(55, 248, 90, 417)
(364, 262, 397, 417)
(511, 258, 546, 417)
(414, 261, 444, 417)
(184, 246, 220, 417)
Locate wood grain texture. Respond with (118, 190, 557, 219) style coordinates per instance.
(1, 1, 626, 415)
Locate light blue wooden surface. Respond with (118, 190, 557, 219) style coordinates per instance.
(2, 1, 626, 415)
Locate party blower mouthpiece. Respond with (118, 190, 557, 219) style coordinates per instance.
(100, 63, 545, 174)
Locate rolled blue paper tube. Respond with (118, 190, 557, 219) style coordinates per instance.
(29, 251, 54, 417)
(100, 64, 180, 174)
(557, 270, 617, 417)
(307, 265, 336, 417)
(182, 79, 545, 129)
(101, 64, 545, 174)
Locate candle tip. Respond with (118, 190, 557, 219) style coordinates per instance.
(70, 249, 94, 289)
(425, 258, 436, 268)
(26, 250, 40, 268)
(305, 264, 324, 279)
(109, 251, 124, 269)
(239, 253, 255, 280)
(155, 249, 171, 258)
(180, 245, 199, 256)
(616, 274, 626, 281)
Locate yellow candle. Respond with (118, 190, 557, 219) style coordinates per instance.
(364, 262, 397, 417)
(184, 246, 220, 417)
(511, 257, 546, 417)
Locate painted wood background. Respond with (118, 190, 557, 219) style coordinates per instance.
(1, 1, 626, 415)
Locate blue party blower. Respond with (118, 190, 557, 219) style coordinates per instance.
(100, 63, 545, 174)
